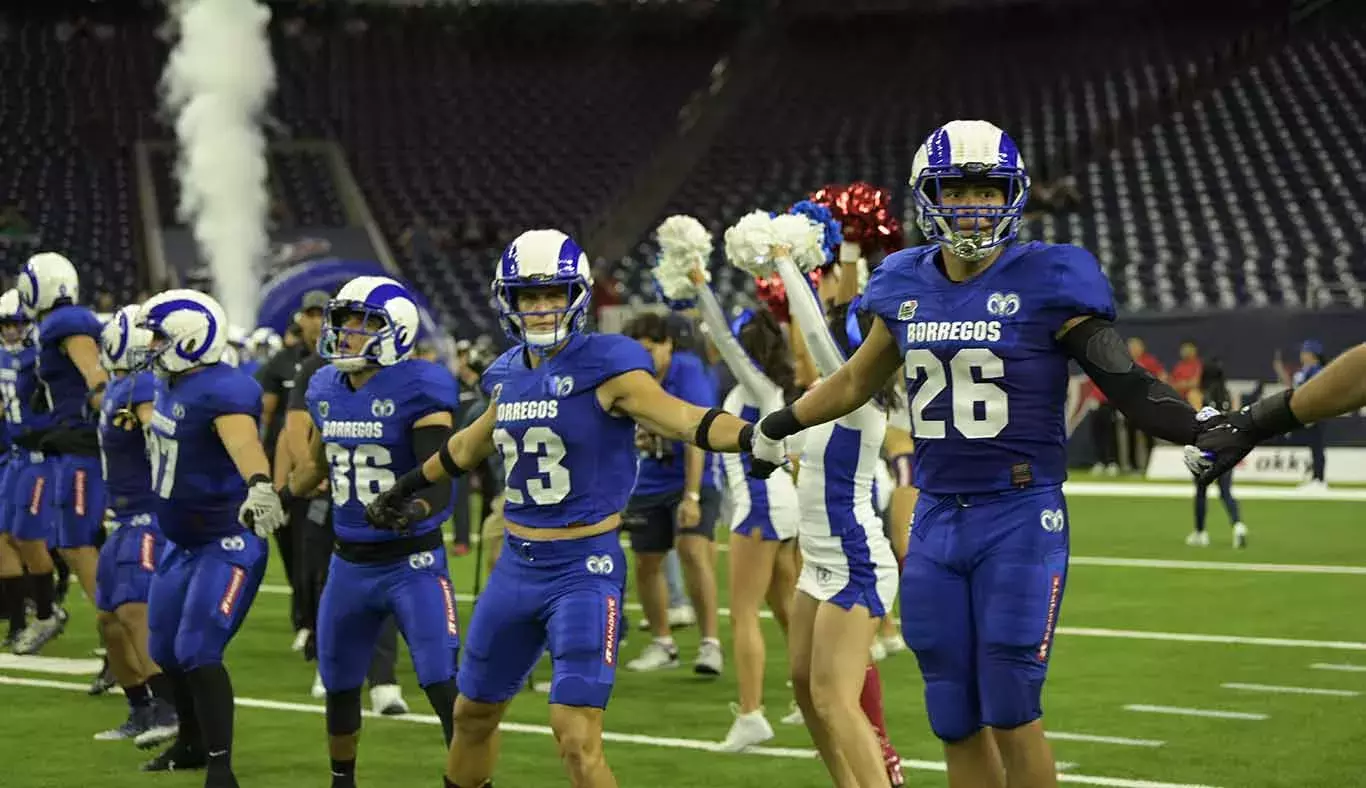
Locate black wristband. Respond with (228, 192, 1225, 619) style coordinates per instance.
(391, 467, 433, 500)
(437, 442, 466, 479)
(759, 406, 804, 440)
(694, 407, 725, 451)
(738, 424, 754, 453)
(1248, 388, 1303, 438)
(247, 473, 271, 488)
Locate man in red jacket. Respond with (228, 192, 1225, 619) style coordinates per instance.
(1125, 337, 1168, 472)
(1170, 340, 1204, 407)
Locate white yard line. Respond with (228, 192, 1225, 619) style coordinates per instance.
(1221, 682, 1360, 697)
(0, 673, 1221, 788)
(1067, 557, 1366, 575)
(251, 585, 1366, 650)
(1060, 481, 1366, 501)
(1123, 704, 1268, 721)
(1047, 731, 1165, 748)
(1310, 663, 1366, 673)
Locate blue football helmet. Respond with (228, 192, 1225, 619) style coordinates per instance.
(909, 119, 1031, 262)
(492, 229, 593, 353)
(319, 276, 420, 373)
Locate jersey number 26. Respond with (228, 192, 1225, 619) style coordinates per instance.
(904, 348, 1009, 440)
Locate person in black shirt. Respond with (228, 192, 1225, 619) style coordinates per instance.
(1188, 359, 1247, 549)
(256, 290, 328, 637)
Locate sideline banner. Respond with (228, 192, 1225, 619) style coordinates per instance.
(1146, 445, 1366, 484)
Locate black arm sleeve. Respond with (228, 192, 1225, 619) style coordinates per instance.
(1058, 318, 1199, 445)
(411, 424, 455, 513)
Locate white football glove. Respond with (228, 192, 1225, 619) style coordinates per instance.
(239, 480, 286, 538)
(748, 426, 789, 480)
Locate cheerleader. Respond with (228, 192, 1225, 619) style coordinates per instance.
(654, 216, 800, 753)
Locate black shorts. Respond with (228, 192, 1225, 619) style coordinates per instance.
(623, 485, 720, 554)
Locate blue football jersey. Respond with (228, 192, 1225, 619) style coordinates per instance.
(147, 364, 263, 545)
(482, 333, 652, 528)
(633, 350, 718, 497)
(863, 241, 1116, 494)
(100, 372, 160, 516)
(307, 359, 458, 544)
(0, 344, 52, 437)
(35, 305, 104, 428)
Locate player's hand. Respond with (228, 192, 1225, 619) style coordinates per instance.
(1182, 406, 1246, 485)
(102, 509, 120, 535)
(747, 422, 788, 480)
(364, 488, 430, 533)
(677, 496, 701, 529)
(239, 479, 286, 538)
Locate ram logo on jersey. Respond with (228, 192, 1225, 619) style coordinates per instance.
(496, 399, 559, 421)
(321, 420, 385, 440)
(370, 399, 396, 418)
(905, 320, 1003, 345)
(986, 292, 1021, 316)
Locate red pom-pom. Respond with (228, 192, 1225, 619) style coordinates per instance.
(808, 182, 905, 256)
(754, 268, 823, 324)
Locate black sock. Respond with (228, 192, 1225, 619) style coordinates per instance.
(330, 758, 356, 787)
(126, 682, 151, 709)
(147, 671, 173, 702)
(422, 678, 458, 746)
(187, 664, 235, 772)
(29, 572, 53, 620)
(1, 576, 25, 633)
(166, 669, 203, 751)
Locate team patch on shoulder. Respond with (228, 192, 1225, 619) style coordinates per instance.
(897, 300, 918, 320)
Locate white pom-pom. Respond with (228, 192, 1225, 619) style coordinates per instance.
(724, 210, 776, 276)
(770, 213, 826, 273)
(653, 214, 712, 304)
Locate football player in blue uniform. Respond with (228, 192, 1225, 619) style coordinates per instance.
(15, 252, 110, 639)
(748, 120, 1211, 788)
(285, 276, 461, 788)
(0, 288, 48, 649)
(135, 290, 286, 787)
(91, 304, 178, 744)
(367, 229, 759, 788)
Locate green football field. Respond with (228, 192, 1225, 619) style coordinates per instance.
(2, 480, 1364, 788)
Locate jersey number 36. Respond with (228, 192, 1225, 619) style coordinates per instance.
(326, 443, 396, 507)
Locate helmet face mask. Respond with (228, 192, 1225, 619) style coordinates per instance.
(910, 121, 1031, 262)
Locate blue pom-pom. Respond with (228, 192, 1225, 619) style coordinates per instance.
(788, 200, 844, 265)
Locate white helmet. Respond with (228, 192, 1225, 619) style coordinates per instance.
(319, 276, 420, 373)
(909, 119, 1031, 262)
(137, 289, 230, 375)
(0, 289, 33, 351)
(101, 304, 155, 372)
(17, 252, 80, 317)
(492, 228, 593, 353)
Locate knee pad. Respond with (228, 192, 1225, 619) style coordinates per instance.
(325, 687, 363, 736)
(923, 679, 981, 743)
(978, 650, 1045, 731)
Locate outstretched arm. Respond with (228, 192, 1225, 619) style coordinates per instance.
(1289, 342, 1366, 425)
(598, 370, 754, 453)
(760, 317, 902, 440)
(1057, 316, 1199, 445)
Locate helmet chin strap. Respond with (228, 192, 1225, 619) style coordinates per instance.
(946, 233, 994, 262)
